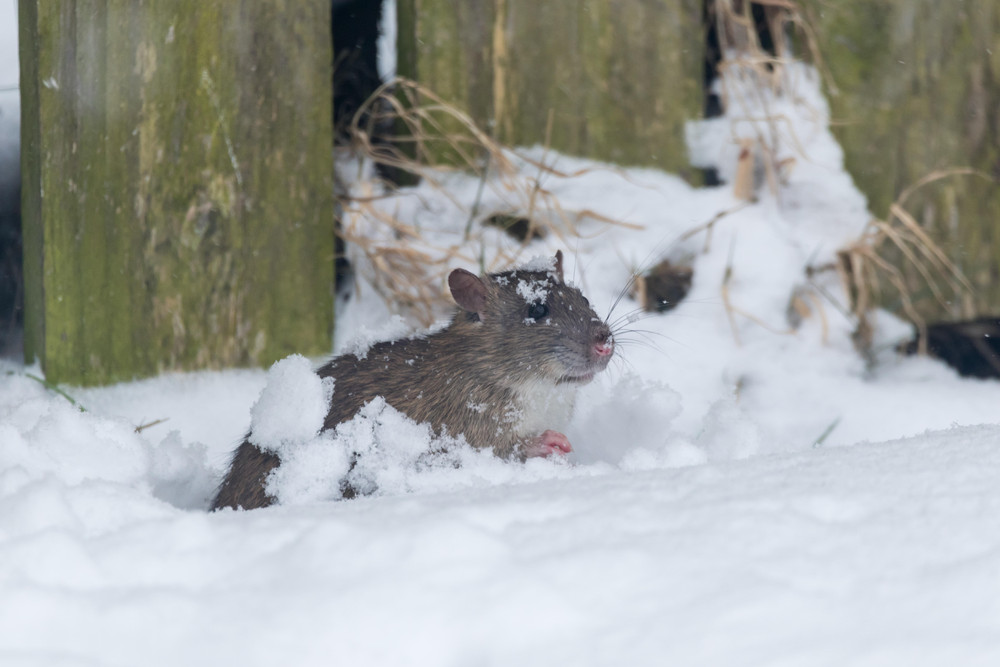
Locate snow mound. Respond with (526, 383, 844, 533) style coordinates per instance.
(249, 354, 335, 453)
(0, 371, 214, 539)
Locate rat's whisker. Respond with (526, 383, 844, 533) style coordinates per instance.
(606, 272, 641, 321)
(607, 307, 654, 331)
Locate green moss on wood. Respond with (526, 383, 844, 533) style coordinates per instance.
(20, 1, 335, 385)
(401, 0, 703, 175)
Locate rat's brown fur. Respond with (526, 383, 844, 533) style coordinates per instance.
(211, 253, 613, 510)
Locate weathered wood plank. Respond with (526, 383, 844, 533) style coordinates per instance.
(20, 1, 335, 385)
(399, 0, 703, 176)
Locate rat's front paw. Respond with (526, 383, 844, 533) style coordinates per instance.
(523, 430, 573, 458)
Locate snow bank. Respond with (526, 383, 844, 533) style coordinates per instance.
(0, 368, 215, 534)
(2, 393, 999, 665)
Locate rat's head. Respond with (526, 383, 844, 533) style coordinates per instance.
(447, 251, 614, 384)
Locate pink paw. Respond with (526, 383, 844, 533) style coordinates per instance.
(523, 430, 573, 458)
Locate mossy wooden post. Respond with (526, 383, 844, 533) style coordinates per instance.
(397, 0, 703, 177)
(799, 0, 1000, 320)
(19, 1, 335, 385)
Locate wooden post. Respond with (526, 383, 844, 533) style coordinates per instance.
(398, 0, 704, 177)
(19, 1, 335, 385)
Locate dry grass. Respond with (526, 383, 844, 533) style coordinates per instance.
(707, 1, 836, 340)
(833, 169, 982, 358)
(710, 0, 828, 202)
(339, 3, 977, 363)
(337, 77, 642, 325)
(713, 4, 981, 358)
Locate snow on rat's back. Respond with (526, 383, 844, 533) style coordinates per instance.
(249, 354, 335, 453)
(269, 398, 447, 504)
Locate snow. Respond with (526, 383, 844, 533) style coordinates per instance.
(268, 397, 485, 505)
(377, 0, 397, 81)
(248, 354, 334, 454)
(0, 0, 20, 213)
(518, 254, 560, 274)
(2, 45, 1000, 666)
(516, 277, 550, 305)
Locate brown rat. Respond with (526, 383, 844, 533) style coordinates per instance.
(211, 251, 614, 510)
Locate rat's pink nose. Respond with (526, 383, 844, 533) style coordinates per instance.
(591, 326, 614, 360)
(593, 340, 614, 358)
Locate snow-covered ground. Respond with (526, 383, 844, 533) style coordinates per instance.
(2, 46, 1000, 666)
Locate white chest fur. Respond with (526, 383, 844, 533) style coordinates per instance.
(510, 378, 579, 437)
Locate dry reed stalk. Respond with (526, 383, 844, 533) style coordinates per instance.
(732, 138, 757, 201)
(721, 260, 743, 346)
(711, 0, 832, 201)
(678, 202, 751, 254)
(831, 168, 986, 357)
(719, 240, 796, 346)
(709, 3, 980, 358)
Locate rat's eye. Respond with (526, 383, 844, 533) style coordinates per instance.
(527, 302, 549, 320)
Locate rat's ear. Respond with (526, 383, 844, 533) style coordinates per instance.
(553, 250, 564, 283)
(448, 268, 488, 317)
